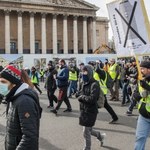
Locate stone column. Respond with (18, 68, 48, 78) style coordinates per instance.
(73, 16, 78, 54)
(18, 11, 23, 54)
(92, 17, 97, 51)
(30, 12, 35, 54)
(52, 14, 57, 54)
(63, 15, 68, 54)
(41, 13, 47, 54)
(83, 16, 88, 54)
(5, 10, 10, 54)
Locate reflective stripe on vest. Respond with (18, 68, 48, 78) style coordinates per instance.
(69, 71, 77, 81)
(108, 63, 117, 80)
(93, 72, 108, 95)
(138, 81, 150, 113)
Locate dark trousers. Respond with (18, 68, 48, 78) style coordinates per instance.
(55, 86, 72, 110)
(122, 82, 130, 104)
(33, 83, 42, 94)
(104, 95, 118, 120)
(47, 90, 57, 107)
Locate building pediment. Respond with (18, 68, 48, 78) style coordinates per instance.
(3, 0, 99, 10)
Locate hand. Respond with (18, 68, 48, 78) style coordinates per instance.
(53, 74, 56, 79)
(78, 95, 84, 102)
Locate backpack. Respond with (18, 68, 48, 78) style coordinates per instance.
(97, 86, 105, 108)
(91, 81, 105, 109)
(105, 72, 114, 89)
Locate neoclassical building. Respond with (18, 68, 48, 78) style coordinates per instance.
(0, 0, 109, 54)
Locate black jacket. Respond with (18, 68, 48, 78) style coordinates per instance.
(78, 78, 100, 127)
(45, 68, 57, 91)
(5, 84, 42, 150)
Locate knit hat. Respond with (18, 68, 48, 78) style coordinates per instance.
(0, 65, 21, 84)
(140, 61, 150, 69)
(48, 61, 53, 66)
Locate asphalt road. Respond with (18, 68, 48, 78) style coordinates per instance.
(0, 83, 150, 150)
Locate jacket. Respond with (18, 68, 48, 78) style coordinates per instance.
(56, 65, 69, 88)
(78, 65, 100, 127)
(5, 83, 42, 150)
(79, 78, 100, 127)
(45, 67, 57, 91)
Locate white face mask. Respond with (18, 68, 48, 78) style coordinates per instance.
(0, 83, 10, 96)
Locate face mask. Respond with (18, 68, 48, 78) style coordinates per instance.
(82, 75, 89, 83)
(0, 83, 10, 96)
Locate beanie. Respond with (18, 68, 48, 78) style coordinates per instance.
(0, 65, 21, 84)
(140, 61, 150, 69)
(48, 61, 53, 66)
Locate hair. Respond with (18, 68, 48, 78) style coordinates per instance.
(21, 69, 34, 89)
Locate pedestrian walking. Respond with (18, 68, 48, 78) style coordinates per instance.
(78, 65, 106, 150)
(51, 59, 72, 115)
(0, 64, 42, 150)
(45, 61, 57, 108)
(134, 60, 150, 150)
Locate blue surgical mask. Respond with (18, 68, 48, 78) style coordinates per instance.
(82, 75, 89, 82)
(0, 83, 10, 96)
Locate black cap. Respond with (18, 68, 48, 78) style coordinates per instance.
(140, 61, 150, 69)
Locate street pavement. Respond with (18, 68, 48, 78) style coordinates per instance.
(0, 83, 150, 150)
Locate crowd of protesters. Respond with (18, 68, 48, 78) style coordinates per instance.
(1, 56, 150, 150)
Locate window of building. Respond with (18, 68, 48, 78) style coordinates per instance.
(35, 42, 41, 54)
(10, 42, 17, 54)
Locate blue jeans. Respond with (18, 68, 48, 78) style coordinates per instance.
(122, 82, 130, 104)
(68, 80, 77, 97)
(134, 114, 150, 150)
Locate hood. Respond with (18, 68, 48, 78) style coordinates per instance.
(14, 83, 38, 101)
(82, 65, 93, 80)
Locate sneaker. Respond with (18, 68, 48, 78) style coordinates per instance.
(63, 108, 72, 112)
(109, 118, 118, 124)
(97, 132, 106, 146)
(50, 109, 57, 114)
(126, 111, 132, 116)
(121, 103, 126, 107)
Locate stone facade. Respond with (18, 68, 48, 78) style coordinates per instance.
(0, 0, 109, 54)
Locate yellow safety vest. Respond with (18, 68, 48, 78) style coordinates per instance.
(40, 71, 44, 76)
(31, 75, 38, 83)
(69, 71, 77, 81)
(108, 63, 118, 80)
(138, 81, 150, 113)
(93, 72, 108, 95)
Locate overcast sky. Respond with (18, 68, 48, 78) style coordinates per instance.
(85, 0, 150, 39)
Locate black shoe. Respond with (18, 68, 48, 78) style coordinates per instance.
(50, 109, 57, 114)
(109, 118, 118, 124)
(63, 108, 72, 112)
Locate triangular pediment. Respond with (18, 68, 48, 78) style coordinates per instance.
(5, 0, 99, 10)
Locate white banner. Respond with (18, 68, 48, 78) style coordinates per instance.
(107, 0, 150, 57)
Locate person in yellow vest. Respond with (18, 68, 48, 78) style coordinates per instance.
(68, 63, 78, 98)
(31, 67, 42, 94)
(134, 60, 150, 150)
(40, 68, 45, 82)
(94, 65, 118, 124)
(108, 58, 120, 101)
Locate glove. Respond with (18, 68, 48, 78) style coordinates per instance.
(78, 95, 85, 102)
